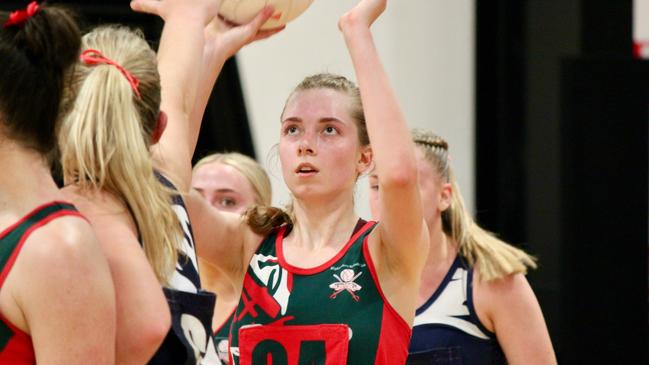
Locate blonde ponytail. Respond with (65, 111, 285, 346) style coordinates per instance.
(413, 129, 536, 281)
(444, 170, 536, 281)
(59, 26, 181, 284)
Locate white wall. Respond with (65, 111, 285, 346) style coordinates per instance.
(237, 0, 474, 219)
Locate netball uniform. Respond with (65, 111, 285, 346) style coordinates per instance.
(148, 173, 219, 365)
(229, 220, 412, 365)
(213, 310, 235, 364)
(0, 201, 84, 364)
(407, 256, 505, 365)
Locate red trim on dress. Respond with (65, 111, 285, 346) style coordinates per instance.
(0, 201, 78, 240)
(361, 236, 412, 333)
(0, 328, 34, 364)
(362, 237, 412, 364)
(212, 306, 237, 336)
(276, 221, 375, 275)
(374, 305, 411, 365)
(0, 209, 83, 288)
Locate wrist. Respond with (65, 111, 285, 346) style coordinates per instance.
(340, 15, 372, 39)
(165, 7, 211, 25)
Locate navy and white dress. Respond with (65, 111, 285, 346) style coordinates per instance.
(148, 173, 221, 365)
(407, 256, 506, 365)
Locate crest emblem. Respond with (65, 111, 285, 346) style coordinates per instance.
(329, 269, 362, 301)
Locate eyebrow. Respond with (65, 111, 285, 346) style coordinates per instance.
(192, 187, 239, 195)
(281, 117, 345, 125)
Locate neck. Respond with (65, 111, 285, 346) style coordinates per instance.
(425, 217, 457, 270)
(288, 191, 359, 251)
(0, 139, 61, 213)
(198, 258, 236, 299)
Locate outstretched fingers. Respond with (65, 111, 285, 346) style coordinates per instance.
(251, 26, 285, 42)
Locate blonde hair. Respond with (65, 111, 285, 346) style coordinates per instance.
(412, 128, 537, 281)
(59, 25, 180, 284)
(193, 152, 272, 206)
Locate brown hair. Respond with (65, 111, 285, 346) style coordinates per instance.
(412, 128, 537, 281)
(246, 73, 368, 235)
(0, 4, 80, 156)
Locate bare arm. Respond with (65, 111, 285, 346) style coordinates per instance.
(132, 0, 281, 192)
(131, 0, 219, 192)
(63, 188, 170, 365)
(13, 218, 116, 364)
(186, 189, 262, 283)
(187, 8, 283, 155)
(339, 0, 428, 320)
(476, 273, 557, 365)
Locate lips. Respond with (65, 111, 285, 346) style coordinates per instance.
(296, 163, 319, 175)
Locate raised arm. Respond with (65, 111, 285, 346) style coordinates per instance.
(339, 0, 428, 301)
(185, 189, 263, 286)
(187, 8, 284, 156)
(131, 0, 219, 191)
(132, 0, 282, 192)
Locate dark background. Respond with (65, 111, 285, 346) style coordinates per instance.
(3, 1, 648, 362)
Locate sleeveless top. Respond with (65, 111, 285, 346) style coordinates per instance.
(148, 173, 219, 365)
(0, 202, 84, 364)
(407, 256, 506, 365)
(229, 220, 412, 365)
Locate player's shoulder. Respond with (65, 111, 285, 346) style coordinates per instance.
(19, 212, 100, 267)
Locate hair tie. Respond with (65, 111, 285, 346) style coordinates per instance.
(4, 1, 40, 29)
(80, 49, 141, 99)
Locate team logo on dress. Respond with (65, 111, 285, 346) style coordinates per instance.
(329, 268, 362, 301)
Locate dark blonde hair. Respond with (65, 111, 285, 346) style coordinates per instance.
(59, 26, 181, 285)
(246, 73, 368, 235)
(412, 128, 537, 281)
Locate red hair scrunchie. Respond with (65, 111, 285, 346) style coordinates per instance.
(80, 49, 142, 99)
(4, 1, 40, 29)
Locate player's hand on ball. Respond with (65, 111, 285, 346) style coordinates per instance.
(131, 0, 221, 26)
(205, 5, 285, 59)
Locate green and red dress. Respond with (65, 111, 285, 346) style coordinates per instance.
(0, 202, 85, 364)
(229, 220, 412, 365)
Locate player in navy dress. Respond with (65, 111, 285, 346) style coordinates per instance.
(369, 129, 556, 364)
(59, 0, 281, 363)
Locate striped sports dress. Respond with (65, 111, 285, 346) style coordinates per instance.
(407, 256, 505, 365)
(229, 220, 412, 365)
(148, 173, 219, 365)
(0, 202, 85, 364)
